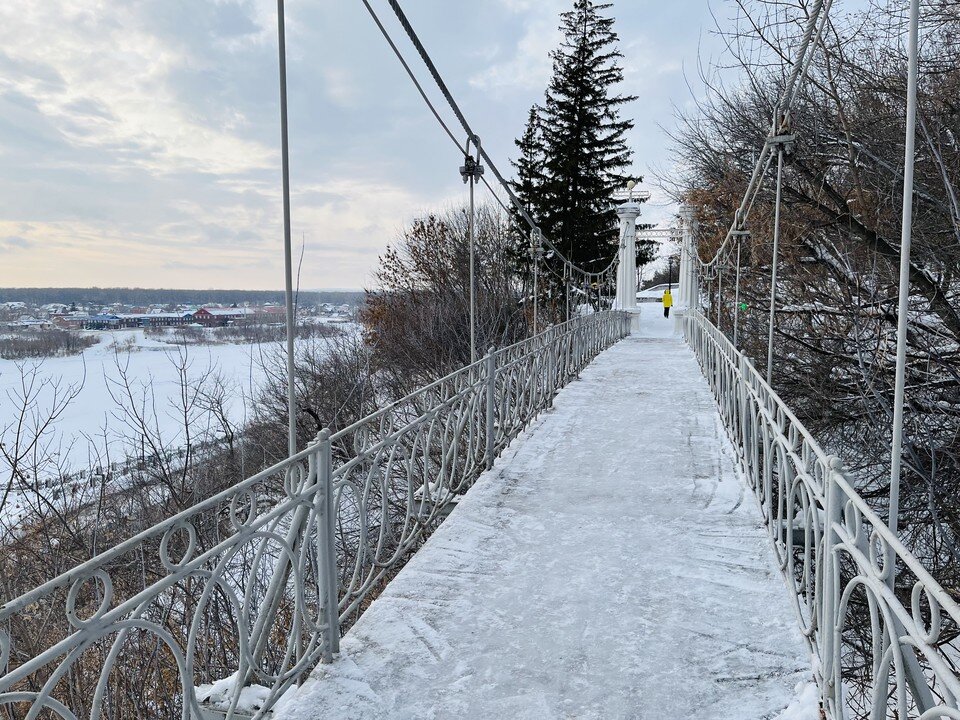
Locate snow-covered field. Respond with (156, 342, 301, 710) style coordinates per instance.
(0, 329, 289, 473)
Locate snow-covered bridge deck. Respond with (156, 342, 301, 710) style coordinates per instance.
(279, 312, 814, 719)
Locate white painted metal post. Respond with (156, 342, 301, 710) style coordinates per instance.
(277, 0, 296, 458)
(547, 327, 557, 405)
(677, 243, 687, 310)
(691, 243, 699, 313)
(318, 429, 339, 659)
(485, 348, 496, 468)
(670, 246, 683, 336)
(766, 148, 785, 386)
(531, 228, 540, 334)
(717, 268, 723, 330)
(733, 234, 743, 346)
(889, 0, 920, 547)
(820, 457, 843, 712)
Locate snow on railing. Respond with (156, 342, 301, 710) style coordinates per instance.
(683, 310, 960, 720)
(0, 310, 630, 719)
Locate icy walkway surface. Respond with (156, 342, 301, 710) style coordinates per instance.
(280, 312, 813, 720)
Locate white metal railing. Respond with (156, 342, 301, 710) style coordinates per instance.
(0, 310, 629, 719)
(683, 309, 960, 720)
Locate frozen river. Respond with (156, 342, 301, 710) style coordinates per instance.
(0, 329, 291, 473)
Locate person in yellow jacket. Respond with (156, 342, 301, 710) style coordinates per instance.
(662, 288, 673, 318)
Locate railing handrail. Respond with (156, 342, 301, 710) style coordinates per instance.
(0, 312, 614, 621)
(0, 309, 630, 719)
(328, 314, 587, 443)
(688, 308, 960, 620)
(688, 310, 831, 467)
(0, 436, 318, 620)
(683, 308, 960, 719)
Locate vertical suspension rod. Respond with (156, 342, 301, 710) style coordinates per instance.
(277, 0, 296, 457)
(717, 267, 723, 330)
(532, 229, 540, 334)
(766, 148, 785, 386)
(733, 234, 743, 347)
(889, 0, 920, 549)
(469, 170, 476, 362)
(461, 136, 483, 363)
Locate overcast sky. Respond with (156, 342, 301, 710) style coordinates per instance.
(0, 0, 734, 291)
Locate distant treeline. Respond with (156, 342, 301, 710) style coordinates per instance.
(0, 287, 366, 308)
(0, 329, 98, 360)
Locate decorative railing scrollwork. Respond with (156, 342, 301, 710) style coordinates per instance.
(683, 309, 960, 720)
(0, 310, 629, 719)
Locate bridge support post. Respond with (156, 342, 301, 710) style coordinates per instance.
(485, 348, 496, 469)
(317, 429, 340, 660)
(546, 327, 557, 407)
(820, 457, 843, 715)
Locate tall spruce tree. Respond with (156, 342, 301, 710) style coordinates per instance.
(509, 105, 547, 272)
(512, 0, 638, 275)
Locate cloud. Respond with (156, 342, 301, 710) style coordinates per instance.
(0, 0, 731, 290)
(322, 66, 361, 108)
(0, 2, 275, 177)
(468, 2, 564, 93)
(1, 235, 31, 249)
(621, 37, 684, 87)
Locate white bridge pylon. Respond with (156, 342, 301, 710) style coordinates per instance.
(612, 198, 642, 328)
(613, 192, 684, 333)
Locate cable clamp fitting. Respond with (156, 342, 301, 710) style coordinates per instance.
(460, 154, 484, 183)
(529, 228, 543, 259)
(765, 133, 796, 154)
(460, 135, 484, 183)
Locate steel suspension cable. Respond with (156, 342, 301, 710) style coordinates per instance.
(698, 0, 834, 271)
(361, 0, 619, 335)
(375, 0, 618, 279)
(780, 0, 835, 117)
(359, 0, 462, 152)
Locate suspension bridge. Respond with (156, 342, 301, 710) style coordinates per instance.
(1, 0, 957, 718)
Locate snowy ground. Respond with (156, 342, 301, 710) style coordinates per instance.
(277, 307, 817, 719)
